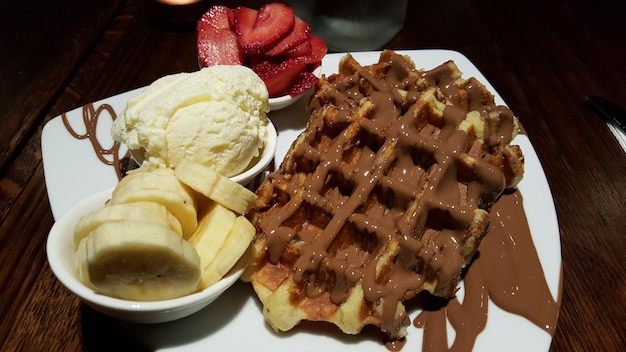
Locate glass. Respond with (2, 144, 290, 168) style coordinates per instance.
(286, 0, 408, 52)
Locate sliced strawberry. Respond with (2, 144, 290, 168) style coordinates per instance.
(198, 5, 232, 30)
(289, 71, 319, 96)
(235, 3, 295, 55)
(252, 59, 307, 97)
(242, 53, 267, 68)
(285, 39, 312, 59)
(302, 35, 328, 64)
(195, 4, 327, 96)
(197, 6, 243, 66)
(265, 16, 311, 57)
(227, 7, 236, 30)
(307, 61, 322, 74)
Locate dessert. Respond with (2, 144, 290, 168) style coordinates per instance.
(109, 167, 198, 238)
(188, 200, 253, 290)
(110, 65, 270, 177)
(72, 201, 183, 250)
(174, 158, 256, 215)
(245, 50, 524, 342)
(87, 62, 270, 302)
(74, 161, 257, 301)
(197, 3, 327, 97)
(76, 221, 201, 301)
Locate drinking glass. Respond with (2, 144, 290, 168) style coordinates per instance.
(286, 0, 408, 52)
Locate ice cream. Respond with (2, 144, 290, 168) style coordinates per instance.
(111, 65, 270, 177)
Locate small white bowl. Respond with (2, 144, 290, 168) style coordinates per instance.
(230, 119, 277, 185)
(268, 65, 322, 111)
(46, 187, 246, 324)
(269, 93, 308, 111)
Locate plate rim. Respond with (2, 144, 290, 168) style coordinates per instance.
(41, 49, 562, 351)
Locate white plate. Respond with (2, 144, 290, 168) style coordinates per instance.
(42, 50, 561, 351)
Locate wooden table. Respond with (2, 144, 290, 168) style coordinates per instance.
(1, 0, 625, 350)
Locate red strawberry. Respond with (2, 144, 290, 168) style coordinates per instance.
(284, 39, 312, 59)
(199, 5, 232, 29)
(196, 4, 327, 97)
(242, 53, 267, 68)
(252, 59, 307, 97)
(227, 7, 236, 30)
(197, 6, 243, 66)
(289, 71, 319, 96)
(302, 35, 328, 64)
(265, 16, 311, 57)
(235, 3, 295, 55)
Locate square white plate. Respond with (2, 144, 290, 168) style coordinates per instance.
(42, 50, 561, 351)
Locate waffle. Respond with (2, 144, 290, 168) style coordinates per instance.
(244, 50, 524, 341)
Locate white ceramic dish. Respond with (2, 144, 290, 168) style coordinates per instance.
(41, 106, 276, 220)
(268, 65, 322, 111)
(42, 50, 561, 351)
(46, 187, 245, 324)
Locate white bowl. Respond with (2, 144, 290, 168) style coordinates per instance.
(268, 65, 322, 111)
(46, 187, 246, 324)
(230, 119, 277, 185)
(269, 92, 309, 111)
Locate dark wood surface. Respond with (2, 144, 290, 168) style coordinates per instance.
(1, 0, 625, 350)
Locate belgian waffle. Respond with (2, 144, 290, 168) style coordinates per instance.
(244, 50, 524, 341)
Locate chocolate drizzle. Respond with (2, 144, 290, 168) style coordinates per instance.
(249, 50, 538, 345)
(414, 190, 560, 351)
(61, 103, 129, 180)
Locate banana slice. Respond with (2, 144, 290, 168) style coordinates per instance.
(111, 167, 198, 237)
(197, 215, 255, 289)
(73, 202, 182, 250)
(131, 201, 183, 237)
(118, 167, 192, 196)
(109, 188, 197, 239)
(75, 237, 91, 287)
(188, 201, 236, 289)
(174, 158, 255, 214)
(83, 221, 201, 301)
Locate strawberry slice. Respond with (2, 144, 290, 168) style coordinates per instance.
(252, 59, 307, 97)
(265, 16, 311, 57)
(227, 7, 236, 30)
(289, 71, 319, 96)
(285, 39, 312, 59)
(197, 6, 243, 66)
(302, 35, 328, 64)
(235, 3, 295, 55)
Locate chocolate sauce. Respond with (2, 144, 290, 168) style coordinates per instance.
(252, 50, 544, 345)
(413, 190, 560, 351)
(61, 103, 129, 180)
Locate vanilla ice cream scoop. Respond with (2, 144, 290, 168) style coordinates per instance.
(111, 65, 270, 177)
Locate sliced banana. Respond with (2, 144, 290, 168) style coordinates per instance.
(111, 167, 197, 237)
(75, 237, 91, 287)
(73, 202, 182, 250)
(130, 201, 183, 237)
(197, 215, 255, 289)
(73, 163, 257, 300)
(174, 158, 256, 214)
(83, 221, 201, 301)
(109, 188, 197, 239)
(118, 166, 192, 196)
(188, 201, 236, 289)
